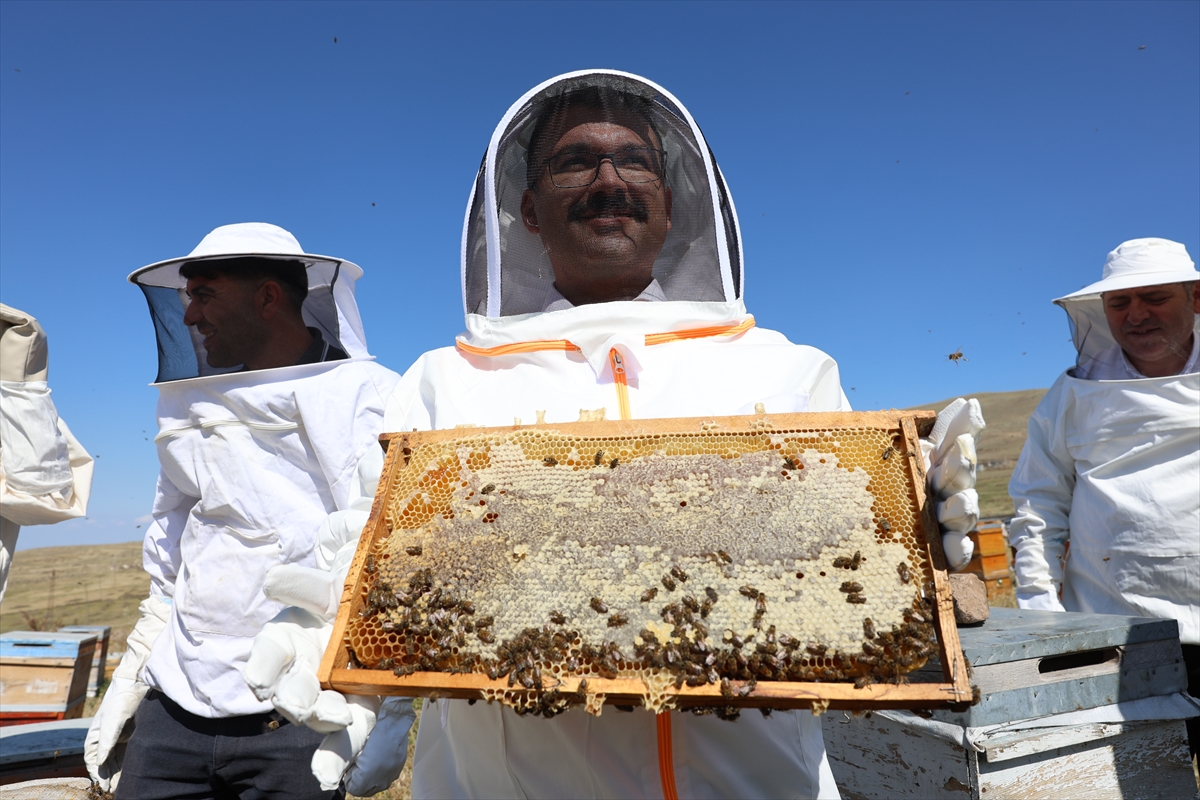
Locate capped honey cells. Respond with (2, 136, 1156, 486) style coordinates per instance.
(345, 421, 939, 718)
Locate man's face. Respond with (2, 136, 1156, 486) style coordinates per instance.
(520, 106, 672, 305)
(1103, 281, 1199, 377)
(182, 274, 267, 367)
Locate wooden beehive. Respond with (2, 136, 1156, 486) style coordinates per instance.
(963, 519, 1015, 606)
(320, 411, 973, 717)
(0, 632, 97, 726)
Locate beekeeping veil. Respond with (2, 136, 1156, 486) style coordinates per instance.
(129, 223, 372, 382)
(459, 70, 747, 357)
(1055, 238, 1199, 373)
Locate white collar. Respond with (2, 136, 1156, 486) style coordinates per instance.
(541, 279, 666, 313)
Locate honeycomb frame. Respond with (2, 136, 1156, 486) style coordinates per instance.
(319, 411, 974, 714)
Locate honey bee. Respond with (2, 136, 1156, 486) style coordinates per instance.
(806, 642, 828, 656)
(381, 620, 396, 632)
(840, 581, 863, 593)
(594, 450, 604, 466)
(897, 562, 911, 584)
(720, 678, 735, 699)
(365, 554, 377, 574)
(405, 545, 423, 556)
(480, 483, 495, 494)
(700, 599, 713, 619)
(863, 618, 877, 639)
(783, 456, 798, 470)
(590, 597, 609, 614)
(662, 575, 677, 592)
(846, 593, 867, 604)
(607, 612, 629, 627)
(475, 615, 494, 628)
(543, 456, 558, 466)
(739, 585, 759, 599)
(377, 657, 395, 670)
(881, 446, 896, 461)
(575, 678, 589, 696)
(681, 595, 700, 612)
(717, 550, 733, 564)
(854, 675, 875, 690)
(640, 587, 658, 602)
(670, 566, 689, 583)
(948, 348, 967, 365)
(702, 586, 718, 603)
(609, 457, 619, 469)
(758, 707, 773, 718)
(879, 518, 891, 533)
(548, 610, 566, 625)
(737, 678, 757, 697)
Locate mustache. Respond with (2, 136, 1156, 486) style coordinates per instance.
(567, 192, 650, 223)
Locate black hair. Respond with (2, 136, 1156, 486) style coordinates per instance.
(180, 257, 309, 310)
(525, 86, 664, 190)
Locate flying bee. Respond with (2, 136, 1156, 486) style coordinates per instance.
(640, 587, 658, 602)
(405, 545, 423, 557)
(543, 456, 557, 466)
(863, 618, 877, 639)
(717, 550, 733, 564)
(480, 483, 495, 495)
(840, 581, 863, 593)
(478, 630, 496, 644)
(594, 450, 604, 466)
(607, 612, 629, 627)
(590, 597, 609, 614)
(897, 562, 911, 584)
(670, 566, 689, 583)
(948, 348, 967, 365)
(609, 458, 619, 469)
(662, 575, 677, 592)
(548, 610, 566, 625)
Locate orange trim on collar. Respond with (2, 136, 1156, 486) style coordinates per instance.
(454, 316, 755, 356)
(657, 711, 679, 800)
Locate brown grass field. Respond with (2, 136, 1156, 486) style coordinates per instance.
(1, 388, 1051, 798)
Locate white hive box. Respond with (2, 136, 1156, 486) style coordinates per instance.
(822, 608, 1199, 800)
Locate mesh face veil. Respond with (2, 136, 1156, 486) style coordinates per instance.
(128, 223, 372, 382)
(463, 71, 744, 320)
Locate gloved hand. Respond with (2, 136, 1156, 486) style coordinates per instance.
(921, 398, 986, 572)
(84, 594, 172, 792)
(245, 447, 414, 794)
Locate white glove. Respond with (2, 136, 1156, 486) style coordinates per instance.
(84, 595, 171, 792)
(921, 398, 986, 571)
(246, 449, 413, 794)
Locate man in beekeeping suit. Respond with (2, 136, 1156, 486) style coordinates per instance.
(246, 71, 984, 798)
(1009, 237, 1199, 755)
(83, 223, 412, 799)
(0, 304, 93, 603)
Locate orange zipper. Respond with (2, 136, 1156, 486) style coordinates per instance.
(657, 711, 679, 800)
(608, 349, 631, 420)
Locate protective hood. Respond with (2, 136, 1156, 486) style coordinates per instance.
(1053, 237, 1199, 370)
(129, 223, 372, 383)
(458, 70, 747, 368)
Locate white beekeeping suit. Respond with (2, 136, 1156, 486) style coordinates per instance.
(0, 304, 93, 603)
(1009, 238, 1199, 644)
(84, 223, 402, 794)
(248, 70, 983, 799)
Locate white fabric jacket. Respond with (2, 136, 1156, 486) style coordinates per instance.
(143, 359, 399, 717)
(1009, 368, 1199, 643)
(383, 69, 842, 800)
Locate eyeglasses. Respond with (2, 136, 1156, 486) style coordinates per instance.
(543, 147, 666, 189)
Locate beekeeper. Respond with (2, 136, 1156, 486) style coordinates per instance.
(0, 304, 93, 603)
(83, 223, 411, 799)
(246, 71, 984, 799)
(1009, 236, 1199, 753)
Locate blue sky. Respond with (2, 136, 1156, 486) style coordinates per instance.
(2, 1, 1197, 550)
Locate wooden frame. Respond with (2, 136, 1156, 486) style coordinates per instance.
(319, 411, 975, 712)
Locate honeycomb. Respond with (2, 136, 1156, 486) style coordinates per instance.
(345, 420, 938, 720)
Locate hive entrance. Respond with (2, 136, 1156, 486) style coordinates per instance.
(321, 412, 973, 716)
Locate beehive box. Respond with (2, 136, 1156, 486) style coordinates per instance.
(57, 626, 110, 698)
(823, 608, 1197, 799)
(320, 411, 973, 717)
(963, 519, 1015, 606)
(0, 632, 96, 726)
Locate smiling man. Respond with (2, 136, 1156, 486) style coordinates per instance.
(1010, 237, 1200, 758)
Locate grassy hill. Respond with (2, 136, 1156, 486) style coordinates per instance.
(907, 388, 1047, 518)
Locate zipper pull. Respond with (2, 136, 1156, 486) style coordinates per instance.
(609, 349, 625, 374)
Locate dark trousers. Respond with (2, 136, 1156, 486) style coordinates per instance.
(116, 690, 344, 800)
(1184, 644, 1200, 760)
